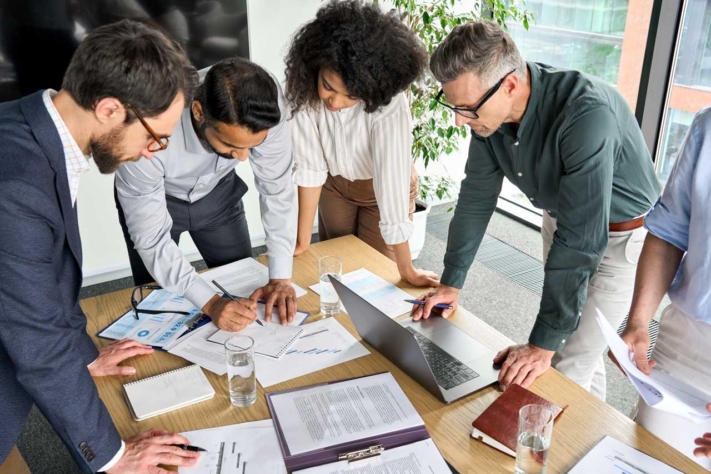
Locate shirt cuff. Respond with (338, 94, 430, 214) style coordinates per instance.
(98, 440, 125, 472)
(268, 254, 293, 280)
(184, 278, 217, 311)
(293, 167, 328, 188)
(528, 318, 573, 352)
(441, 266, 467, 289)
(379, 221, 414, 246)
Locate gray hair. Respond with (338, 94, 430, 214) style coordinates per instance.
(430, 21, 527, 88)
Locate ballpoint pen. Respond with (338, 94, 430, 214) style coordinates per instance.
(404, 299, 454, 310)
(170, 444, 207, 452)
(211, 280, 265, 327)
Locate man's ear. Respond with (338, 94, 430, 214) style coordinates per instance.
(191, 100, 204, 122)
(94, 97, 124, 124)
(502, 74, 519, 98)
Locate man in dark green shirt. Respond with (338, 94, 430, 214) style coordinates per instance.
(413, 21, 661, 399)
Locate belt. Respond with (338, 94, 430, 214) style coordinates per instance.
(609, 216, 645, 232)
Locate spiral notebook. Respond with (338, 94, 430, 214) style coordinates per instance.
(123, 365, 215, 421)
(207, 323, 304, 360)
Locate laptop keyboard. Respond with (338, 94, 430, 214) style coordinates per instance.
(405, 327, 479, 390)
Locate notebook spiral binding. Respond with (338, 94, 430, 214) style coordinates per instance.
(273, 330, 304, 359)
(123, 364, 200, 386)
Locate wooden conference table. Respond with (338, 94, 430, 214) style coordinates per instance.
(83, 235, 702, 473)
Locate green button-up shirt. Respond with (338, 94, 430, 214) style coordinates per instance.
(441, 62, 661, 351)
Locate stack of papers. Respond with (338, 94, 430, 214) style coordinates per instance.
(309, 268, 413, 318)
(179, 420, 286, 474)
(201, 258, 307, 298)
(596, 309, 711, 422)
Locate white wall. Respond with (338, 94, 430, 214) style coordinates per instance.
(78, 0, 324, 286)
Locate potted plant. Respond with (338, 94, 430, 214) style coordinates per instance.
(374, 0, 533, 259)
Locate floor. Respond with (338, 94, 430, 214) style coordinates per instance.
(16, 206, 652, 473)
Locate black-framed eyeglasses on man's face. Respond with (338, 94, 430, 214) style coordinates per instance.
(435, 69, 517, 120)
(125, 104, 170, 153)
(131, 285, 191, 320)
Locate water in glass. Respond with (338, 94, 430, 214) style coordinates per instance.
(515, 431, 550, 474)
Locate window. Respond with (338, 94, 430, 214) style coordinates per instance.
(498, 0, 652, 218)
(655, 0, 711, 185)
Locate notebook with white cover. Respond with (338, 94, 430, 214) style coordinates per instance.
(123, 364, 215, 421)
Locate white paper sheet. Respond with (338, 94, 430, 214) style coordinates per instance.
(98, 289, 202, 348)
(269, 373, 424, 456)
(308, 268, 412, 319)
(208, 323, 303, 359)
(254, 318, 370, 387)
(293, 439, 450, 474)
(254, 302, 310, 326)
(201, 258, 307, 298)
(168, 323, 228, 375)
(179, 419, 287, 474)
(596, 309, 711, 422)
(568, 435, 682, 474)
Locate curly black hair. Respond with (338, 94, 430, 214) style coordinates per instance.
(285, 0, 427, 114)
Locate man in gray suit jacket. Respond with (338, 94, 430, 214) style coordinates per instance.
(0, 20, 201, 473)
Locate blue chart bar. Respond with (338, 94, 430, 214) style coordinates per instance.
(285, 348, 343, 355)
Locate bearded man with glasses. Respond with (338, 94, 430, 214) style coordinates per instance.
(412, 21, 661, 401)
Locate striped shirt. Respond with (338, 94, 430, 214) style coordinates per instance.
(42, 89, 90, 206)
(291, 92, 414, 245)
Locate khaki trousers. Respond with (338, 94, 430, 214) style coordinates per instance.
(542, 213, 646, 400)
(318, 167, 418, 261)
(634, 304, 711, 471)
(0, 446, 31, 474)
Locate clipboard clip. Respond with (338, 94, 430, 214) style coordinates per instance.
(186, 313, 208, 330)
(338, 445, 384, 465)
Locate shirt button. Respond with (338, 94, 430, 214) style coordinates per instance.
(218, 165, 224, 171)
(514, 141, 519, 146)
(561, 339, 566, 344)
(517, 172, 523, 177)
(198, 183, 205, 188)
(529, 197, 534, 201)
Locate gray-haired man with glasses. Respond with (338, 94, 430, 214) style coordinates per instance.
(412, 21, 661, 401)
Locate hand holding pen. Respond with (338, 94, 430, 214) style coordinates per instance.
(199, 281, 261, 332)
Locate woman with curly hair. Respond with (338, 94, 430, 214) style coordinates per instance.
(287, 0, 439, 287)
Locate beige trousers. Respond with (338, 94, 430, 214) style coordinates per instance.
(542, 212, 646, 400)
(318, 167, 418, 261)
(634, 304, 711, 471)
(0, 446, 31, 474)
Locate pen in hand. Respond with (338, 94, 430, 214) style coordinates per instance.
(405, 299, 454, 310)
(170, 444, 207, 452)
(211, 280, 264, 327)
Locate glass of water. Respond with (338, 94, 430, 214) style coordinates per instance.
(225, 336, 256, 407)
(515, 404, 554, 474)
(319, 256, 342, 317)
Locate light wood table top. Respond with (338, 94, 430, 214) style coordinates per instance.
(83, 235, 702, 473)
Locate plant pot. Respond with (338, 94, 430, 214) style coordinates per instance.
(409, 199, 430, 260)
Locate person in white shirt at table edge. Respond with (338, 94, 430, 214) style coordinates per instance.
(286, 0, 439, 288)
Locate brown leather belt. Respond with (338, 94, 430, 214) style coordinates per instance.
(609, 216, 645, 232)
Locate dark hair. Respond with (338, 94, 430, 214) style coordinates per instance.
(198, 57, 281, 133)
(62, 19, 198, 121)
(285, 0, 427, 114)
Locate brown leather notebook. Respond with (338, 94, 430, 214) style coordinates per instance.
(471, 384, 567, 456)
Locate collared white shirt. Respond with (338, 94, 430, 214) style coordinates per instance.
(291, 93, 415, 245)
(42, 89, 91, 207)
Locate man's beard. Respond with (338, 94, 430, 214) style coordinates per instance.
(90, 126, 129, 174)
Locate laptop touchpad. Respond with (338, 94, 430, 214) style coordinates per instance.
(427, 326, 492, 363)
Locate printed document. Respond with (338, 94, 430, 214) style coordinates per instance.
(294, 439, 450, 474)
(568, 435, 682, 474)
(309, 268, 412, 318)
(202, 258, 307, 298)
(208, 322, 303, 359)
(597, 309, 711, 422)
(254, 318, 370, 387)
(269, 373, 424, 456)
(168, 323, 227, 376)
(179, 419, 286, 474)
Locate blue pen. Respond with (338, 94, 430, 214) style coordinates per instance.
(405, 299, 454, 310)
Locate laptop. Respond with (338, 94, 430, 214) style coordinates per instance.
(330, 276, 500, 403)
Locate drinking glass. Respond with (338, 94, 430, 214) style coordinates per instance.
(225, 336, 256, 407)
(319, 256, 342, 317)
(515, 404, 554, 474)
